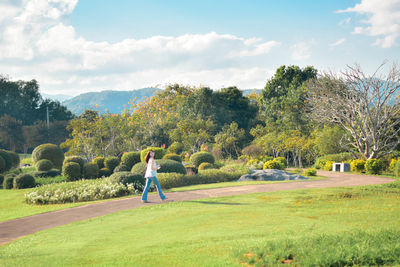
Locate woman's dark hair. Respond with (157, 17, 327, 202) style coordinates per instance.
(145, 151, 153, 163)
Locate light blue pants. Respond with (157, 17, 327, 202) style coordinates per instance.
(141, 176, 166, 201)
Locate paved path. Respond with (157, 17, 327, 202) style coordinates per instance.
(0, 171, 395, 246)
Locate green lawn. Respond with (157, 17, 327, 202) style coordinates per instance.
(0, 176, 324, 222)
(0, 180, 399, 266)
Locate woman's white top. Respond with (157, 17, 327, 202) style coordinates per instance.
(145, 158, 158, 178)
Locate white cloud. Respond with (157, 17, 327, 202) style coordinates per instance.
(338, 0, 400, 48)
(338, 17, 351, 26)
(291, 41, 314, 60)
(0, 0, 280, 95)
(330, 38, 346, 47)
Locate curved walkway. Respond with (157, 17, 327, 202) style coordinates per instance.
(0, 171, 395, 246)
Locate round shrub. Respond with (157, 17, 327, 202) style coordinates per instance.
(131, 162, 147, 176)
(83, 162, 99, 179)
(62, 162, 81, 181)
(32, 144, 64, 169)
(365, 159, 383, 175)
(0, 150, 13, 171)
(198, 162, 214, 171)
(0, 174, 4, 189)
(121, 152, 141, 169)
(113, 164, 130, 173)
(64, 156, 85, 173)
(99, 168, 112, 177)
(3, 175, 15, 189)
(163, 153, 182, 162)
(140, 147, 166, 162)
(0, 156, 5, 173)
(263, 160, 284, 170)
(167, 142, 184, 154)
(7, 151, 20, 168)
(104, 157, 120, 172)
(157, 159, 186, 175)
(14, 173, 36, 189)
(31, 169, 61, 178)
(93, 157, 105, 169)
(157, 173, 187, 189)
(304, 168, 317, 176)
(273, 157, 287, 168)
(350, 159, 366, 173)
(323, 161, 335, 171)
(190, 152, 215, 167)
(110, 171, 145, 189)
(35, 159, 54, 171)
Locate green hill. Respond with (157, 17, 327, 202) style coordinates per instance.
(62, 88, 161, 115)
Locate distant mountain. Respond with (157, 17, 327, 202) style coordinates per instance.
(42, 93, 72, 102)
(63, 88, 161, 115)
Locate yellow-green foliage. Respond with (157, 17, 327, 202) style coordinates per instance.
(389, 158, 399, 172)
(365, 159, 383, 175)
(304, 168, 317, 176)
(198, 162, 214, 171)
(263, 160, 284, 170)
(323, 161, 335, 171)
(350, 159, 366, 172)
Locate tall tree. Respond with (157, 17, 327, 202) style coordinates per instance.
(307, 62, 400, 159)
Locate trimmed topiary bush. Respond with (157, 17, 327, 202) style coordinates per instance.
(140, 147, 166, 162)
(350, 159, 366, 173)
(93, 157, 105, 169)
(190, 152, 215, 167)
(121, 152, 141, 169)
(62, 162, 81, 181)
(0, 150, 13, 172)
(99, 168, 112, 177)
(365, 159, 383, 175)
(64, 156, 85, 173)
(167, 142, 184, 154)
(104, 157, 120, 172)
(32, 144, 64, 169)
(263, 160, 284, 170)
(304, 168, 317, 176)
(7, 151, 20, 168)
(35, 159, 54, 171)
(323, 161, 335, 171)
(113, 164, 130, 173)
(110, 171, 145, 190)
(162, 153, 182, 162)
(198, 162, 214, 171)
(3, 175, 15, 189)
(0, 156, 5, 173)
(157, 159, 186, 175)
(30, 169, 61, 178)
(83, 162, 99, 179)
(14, 173, 36, 189)
(0, 174, 4, 189)
(131, 162, 147, 176)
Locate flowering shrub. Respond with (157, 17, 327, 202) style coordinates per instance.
(25, 178, 138, 205)
(389, 158, 399, 172)
(304, 168, 317, 176)
(323, 161, 335, 171)
(263, 160, 284, 170)
(350, 159, 366, 172)
(246, 158, 263, 169)
(365, 159, 383, 175)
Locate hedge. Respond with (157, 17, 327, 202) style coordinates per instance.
(198, 162, 214, 171)
(0, 150, 12, 172)
(36, 159, 54, 171)
(113, 164, 130, 173)
(7, 151, 20, 168)
(0, 156, 5, 173)
(350, 159, 366, 173)
(0, 174, 4, 189)
(365, 159, 383, 175)
(3, 175, 15, 189)
(131, 159, 186, 176)
(99, 168, 112, 177)
(162, 153, 182, 162)
(110, 171, 145, 189)
(93, 157, 105, 169)
(314, 152, 355, 169)
(62, 162, 81, 181)
(104, 157, 120, 172)
(83, 162, 99, 179)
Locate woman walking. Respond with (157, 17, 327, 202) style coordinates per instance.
(141, 150, 168, 203)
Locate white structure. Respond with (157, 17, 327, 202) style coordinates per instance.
(332, 163, 350, 172)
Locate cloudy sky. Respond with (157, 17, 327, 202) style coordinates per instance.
(0, 0, 399, 96)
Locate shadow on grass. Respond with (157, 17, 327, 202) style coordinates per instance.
(188, 200, 248, 205)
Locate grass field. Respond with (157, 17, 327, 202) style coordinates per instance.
(0, 180, 399, 266)
(0, 176, 324, 222)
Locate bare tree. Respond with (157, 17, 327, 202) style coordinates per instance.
(307, 62, 400, 159)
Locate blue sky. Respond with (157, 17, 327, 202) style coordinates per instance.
(0, 0, 399, 95)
